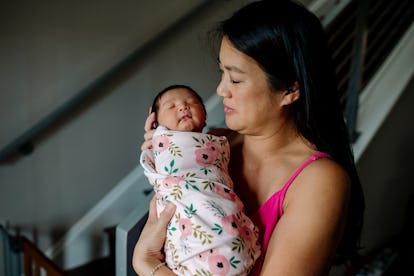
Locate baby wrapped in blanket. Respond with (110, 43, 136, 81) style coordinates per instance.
(140, 126, 260, 275)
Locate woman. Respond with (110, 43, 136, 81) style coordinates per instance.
(134, 1, 365, 275)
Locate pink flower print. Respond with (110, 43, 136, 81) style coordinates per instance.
(221, 215, 241, 236)
(215, 185, 236, 201)
(162, 176, 183, 189)
(195, 148, 215, 167)
(178, 218, 192, 238)
(205, 142, 219, 158)
(208, 255, 230, 276)
(196, 248, 218, 261)
(241, 225, 254, 241)
(153, 136, 169, 152)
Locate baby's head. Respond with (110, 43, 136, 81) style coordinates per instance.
(151, 84, 207, 132)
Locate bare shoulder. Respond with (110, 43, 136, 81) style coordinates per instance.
(292, 156, 350, 198)
(279, 156, 351, 234)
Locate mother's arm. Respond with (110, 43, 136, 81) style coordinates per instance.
(261, 159, 350, 276)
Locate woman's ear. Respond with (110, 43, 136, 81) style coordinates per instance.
(281, 81, 300, 106)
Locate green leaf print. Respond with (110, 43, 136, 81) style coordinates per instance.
(231, 237, 246, 253)
(211, 223, 223, 235)
(170, 185, 182, 200)
(194, 269, 213, 276)
(192, 136, 201, 144)
(202, 181, 215, 191)
(184, 204, 197, 218)
(230, 256, 241, 269)
(164, 159, 179, 175)
(167, 221, 177, 236)
(168, 141, 182, 157)
(192, 225, 214, 245)
(206, 200, 226, 218)
(184, 178, 199, 191)
(200, 167, 212, 175)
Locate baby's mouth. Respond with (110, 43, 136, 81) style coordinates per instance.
(180, 114, 192, 121)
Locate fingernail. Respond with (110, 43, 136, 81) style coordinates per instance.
(148, 107, 152, 115)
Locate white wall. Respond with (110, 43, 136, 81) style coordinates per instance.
(0, 0, 250, 253)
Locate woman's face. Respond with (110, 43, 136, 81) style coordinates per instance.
(156, 88, 206, 132)
(217, 36, 284, 136)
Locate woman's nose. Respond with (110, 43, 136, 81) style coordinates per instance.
(216, 79, 227, 97)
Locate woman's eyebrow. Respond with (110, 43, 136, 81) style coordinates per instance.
(217, 58, 245, 74)
(225, 65, 245, 74)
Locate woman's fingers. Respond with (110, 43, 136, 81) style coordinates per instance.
(144, 112, 156, 132)
(147, 196, 176, 226)
(159, 202, 176, 225)
(141, 139, 152, 151)
(141, 111, 156, 150)
(144, 129, 156, 141)
(147, 196, 158, 223)
(141, 129, 156, 151)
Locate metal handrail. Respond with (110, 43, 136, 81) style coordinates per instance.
(344, 0, 369, 142)
(326, 0, 414, 142)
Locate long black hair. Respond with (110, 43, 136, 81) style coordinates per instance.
(215, 0, 364, 264)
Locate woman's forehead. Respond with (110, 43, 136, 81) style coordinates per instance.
(219, 37, 259, 74)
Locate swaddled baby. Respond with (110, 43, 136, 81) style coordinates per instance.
(140, 85, 260, 275)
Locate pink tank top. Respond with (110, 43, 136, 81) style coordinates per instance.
(250, 153, 330, 275)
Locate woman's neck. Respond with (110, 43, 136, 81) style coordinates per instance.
(242, 119, 301, 160)
(237, 120, 318, 209)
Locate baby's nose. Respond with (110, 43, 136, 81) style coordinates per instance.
(179, 104, 189, 111)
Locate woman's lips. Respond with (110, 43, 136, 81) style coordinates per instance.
(223, 105, 234, 114)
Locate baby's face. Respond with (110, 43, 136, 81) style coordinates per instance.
(157, 88, 206, 132)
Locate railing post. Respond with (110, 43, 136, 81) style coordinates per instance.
(0, 226, 22, 276)
(345, 0, 370, 142)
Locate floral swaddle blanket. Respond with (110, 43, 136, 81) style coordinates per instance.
(140, 126, 260, 276)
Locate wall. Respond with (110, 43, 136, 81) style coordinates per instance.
(357, 76, 414, 253)
(0, 0, 250, 254)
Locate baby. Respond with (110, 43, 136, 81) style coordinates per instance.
(140, 84, 260, 275)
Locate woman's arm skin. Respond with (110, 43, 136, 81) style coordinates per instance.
(132, 197, 176, 276)
(261, 158, 350, 276)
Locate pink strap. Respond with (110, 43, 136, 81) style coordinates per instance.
(278, 153, 330, 215)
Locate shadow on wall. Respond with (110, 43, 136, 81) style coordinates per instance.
(356, 76, 414, 254)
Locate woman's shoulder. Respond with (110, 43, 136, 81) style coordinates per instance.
(286, 154, 351, 207)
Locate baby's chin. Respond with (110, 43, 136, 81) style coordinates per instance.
(176, 121, 203, 132)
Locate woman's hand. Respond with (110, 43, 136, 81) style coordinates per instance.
(132, 196, 176, 275)
(141, 109, 157, 151)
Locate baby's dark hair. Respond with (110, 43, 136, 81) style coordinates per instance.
(151, 84, 207, 128)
